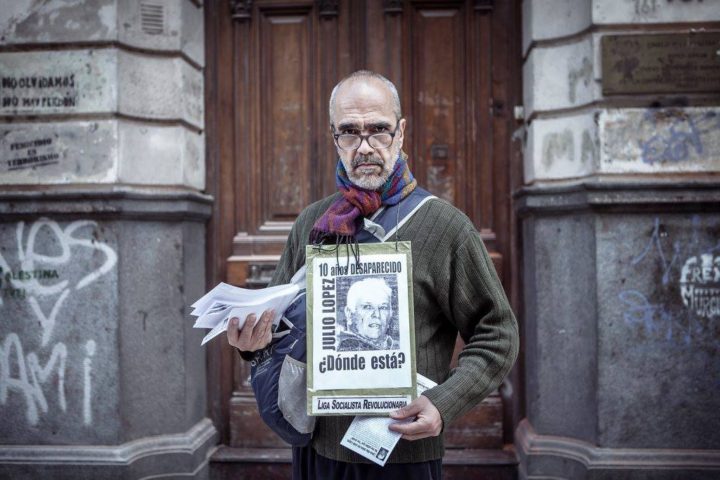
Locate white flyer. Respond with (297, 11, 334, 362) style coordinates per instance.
(340, 374, 437, 466)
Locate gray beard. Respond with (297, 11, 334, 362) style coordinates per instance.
(345, 144, 401, 190)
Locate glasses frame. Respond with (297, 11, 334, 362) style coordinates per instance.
(332, 121, 402, 152)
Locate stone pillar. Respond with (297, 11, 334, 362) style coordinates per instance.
(517, 0, 720, 479)
(0, 1, 216, 478)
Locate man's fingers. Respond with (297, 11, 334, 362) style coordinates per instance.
(389, 418, 440, 441)
(388, 418, 428, 436)
(229, 311, 274, 351)
(238, 314, 257, 344)
(388, 396, 443, 441)
(261, 310, 274, 339)
(226, 317, 240, 344)
(251, 310, 272, 342)
(260, 309, 274, 336)
(390, 401, 422, 420)
(390, 418, 440, 440)
(260, 308, 274, 323)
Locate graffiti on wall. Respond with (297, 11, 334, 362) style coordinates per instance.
(680, 253, 720, 318)
(639, 110, 720, 165)
(4, 136, 60, 172)
(618, 217, 720, 348)
(0, 74, 77, 110)
(567, 57, 593, 104)
(541, 127, 597, 171)
(602, 108, 720, 169)
(0, 218, 116, 426)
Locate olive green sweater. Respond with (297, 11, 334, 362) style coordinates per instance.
(269, 193, 519, 463)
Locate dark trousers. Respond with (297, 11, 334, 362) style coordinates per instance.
(292, 446, 443, 480)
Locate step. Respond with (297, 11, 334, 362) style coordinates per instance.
(209, 446, 518, 479)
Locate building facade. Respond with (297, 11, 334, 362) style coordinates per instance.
(0, 1, 718, 479)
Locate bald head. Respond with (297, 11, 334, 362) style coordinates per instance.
(328, 70, 406, 190)
(329, 70, 401, 127)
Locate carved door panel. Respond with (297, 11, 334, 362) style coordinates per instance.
(222, 0, 348, 448)
(206, 0, 519, 450)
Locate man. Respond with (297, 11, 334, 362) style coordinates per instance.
(338, 277, 398, 351)
(228, 70, 518, 479)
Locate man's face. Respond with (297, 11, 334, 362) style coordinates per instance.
(331, 79, 406, 190)
(347, 288, 392, 340)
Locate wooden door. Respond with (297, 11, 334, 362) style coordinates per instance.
(205, 0, 522, 456)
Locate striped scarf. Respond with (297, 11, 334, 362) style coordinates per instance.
(309, 152, 417, 244)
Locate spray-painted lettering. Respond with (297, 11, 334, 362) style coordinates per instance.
(0, 218, 116, 426)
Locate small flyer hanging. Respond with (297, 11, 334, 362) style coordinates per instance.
(305, 241, 417, 416)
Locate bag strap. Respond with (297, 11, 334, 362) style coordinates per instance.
(356, 187, 437, 243)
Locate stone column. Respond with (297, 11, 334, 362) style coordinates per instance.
(0, 1, 216, 478)
(516, 0, 720, 479)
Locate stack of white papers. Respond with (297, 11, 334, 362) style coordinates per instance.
(191, 282, 300, 346)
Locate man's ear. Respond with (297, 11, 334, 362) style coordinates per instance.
(396, 118, 406, 149)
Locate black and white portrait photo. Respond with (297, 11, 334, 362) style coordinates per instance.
(335, 275, 400, 352)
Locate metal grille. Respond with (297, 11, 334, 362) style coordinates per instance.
(140, 2, 164, 35)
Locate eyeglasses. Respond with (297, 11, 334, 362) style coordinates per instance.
(332, 123, 400, 151)
(358, 302, 391, 315)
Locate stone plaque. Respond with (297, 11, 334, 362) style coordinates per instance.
(602, 33, 720, 95)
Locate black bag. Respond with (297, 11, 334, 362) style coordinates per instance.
(249, 290, 315, 446)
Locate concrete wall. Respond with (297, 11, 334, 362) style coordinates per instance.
(517, 0, 720, 478)
(0, 1, 215, 478)
(522, 0, 720, 182)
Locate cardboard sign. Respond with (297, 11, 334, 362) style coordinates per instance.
(306, 241, 417, 415)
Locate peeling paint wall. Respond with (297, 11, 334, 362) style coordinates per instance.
(0, 0, 203, 65)
(0, 0, 116, 45)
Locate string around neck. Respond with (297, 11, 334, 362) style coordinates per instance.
(312, 234, 361, 273)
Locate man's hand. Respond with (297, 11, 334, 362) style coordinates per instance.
(226, 309, 274, 352)
(388, 395, 443, 441)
